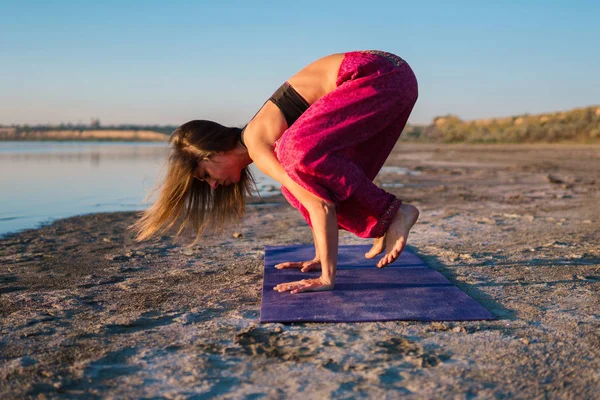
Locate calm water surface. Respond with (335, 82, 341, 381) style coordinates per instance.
(0, 141, 279, 236)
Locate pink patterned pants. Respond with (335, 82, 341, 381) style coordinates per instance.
(275, 51, 418, 238)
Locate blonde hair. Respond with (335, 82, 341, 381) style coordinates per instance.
(132, 120, 254, 243)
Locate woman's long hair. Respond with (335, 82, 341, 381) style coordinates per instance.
(132, 120, 255, 243)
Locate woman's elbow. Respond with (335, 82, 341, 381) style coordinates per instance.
(308, 199, 336, 216)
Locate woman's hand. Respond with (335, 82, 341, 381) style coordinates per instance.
(273, 276, 334, 294)
(275, 258, 321, 272)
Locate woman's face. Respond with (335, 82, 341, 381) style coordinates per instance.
(194, 152, 243, 189)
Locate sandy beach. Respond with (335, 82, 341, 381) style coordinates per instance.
(1, 142, 599, 398)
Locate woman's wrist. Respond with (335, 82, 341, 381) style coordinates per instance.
(319, 262, 336, 285)
(318, 275, 335, 286)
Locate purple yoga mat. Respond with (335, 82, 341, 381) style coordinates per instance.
(260, 245, 495, 323)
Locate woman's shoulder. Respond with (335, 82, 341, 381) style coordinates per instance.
(243, 102, 288, 147)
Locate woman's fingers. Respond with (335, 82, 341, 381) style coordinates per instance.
(273, 280, 307, 292)
(275, 261, 303, 269)
(276, 260, 321, 272)
(273, 278, 333, 294)
(300, 261, 321, 272)
(290, 281, 317, 294)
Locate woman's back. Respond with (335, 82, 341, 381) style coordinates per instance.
(286, 53, 346, 106)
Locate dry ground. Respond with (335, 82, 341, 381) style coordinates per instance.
(1, 143, 599, 399)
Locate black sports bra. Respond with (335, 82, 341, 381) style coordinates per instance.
(268, 82, 310, 128)
(240, 82, 310, 147)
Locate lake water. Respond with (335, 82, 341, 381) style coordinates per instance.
(0, 141, 280, 237)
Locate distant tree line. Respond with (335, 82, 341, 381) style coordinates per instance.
(2, 105, 599, 143)
(405, 106, 600, 143)
(2, 123, 177, 136)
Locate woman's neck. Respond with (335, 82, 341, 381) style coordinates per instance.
(232, 141, 253, 169)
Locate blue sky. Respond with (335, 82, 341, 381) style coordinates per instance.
(1, 0, 599, 126)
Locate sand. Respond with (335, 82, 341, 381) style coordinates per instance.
(1, 143, 599, 399)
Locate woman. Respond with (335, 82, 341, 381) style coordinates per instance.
(134, 50, 420, 294)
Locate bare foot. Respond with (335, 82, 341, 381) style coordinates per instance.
(377, 203, 420, 268)
(365, 235, 386, 259)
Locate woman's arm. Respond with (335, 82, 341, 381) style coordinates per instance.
(275, 227, 321, 272)
(245, 128, 338, 293)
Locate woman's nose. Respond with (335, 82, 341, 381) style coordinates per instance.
(208, 179, 219, 189)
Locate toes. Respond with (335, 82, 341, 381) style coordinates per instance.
(365, 237, 386, 259)
(377, 251, 400, 268)
(365, 245, 384, 259)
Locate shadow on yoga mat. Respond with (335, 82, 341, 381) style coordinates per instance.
(261, 245, 495, 323)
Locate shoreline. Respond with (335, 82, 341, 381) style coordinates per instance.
(1, 143, 599, 398)
(0, 130, 169, 142)
(3, 138, 600, 145)
(0, 195, 283, 240)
